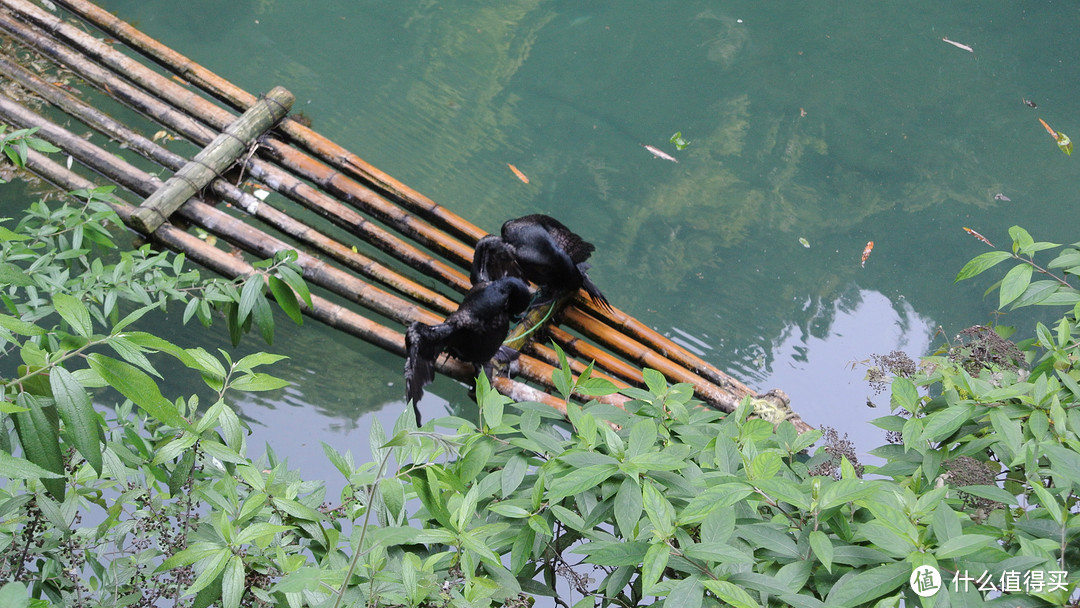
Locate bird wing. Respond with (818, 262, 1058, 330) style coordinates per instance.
(511, 214, 596, 264)
(470, 235, 520, 284)
(404, 321, 454, 406)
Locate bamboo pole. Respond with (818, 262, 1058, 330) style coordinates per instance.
(20, 148, 569, 413)
(0, 92, 446, 328)
(40, 0, 756, 389)
(0, 52, 458, 314)
(3, 0, 691, 358)
(130, 86, 294, 234)
(0, 8, 472, 293)
(3, 95, 621, 411)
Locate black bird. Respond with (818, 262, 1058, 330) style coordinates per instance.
(471, 214, 612, 312)
(404, 276, 532, 423)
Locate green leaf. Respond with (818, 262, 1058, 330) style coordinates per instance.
(185, 548, 231, 597)
(809, 530, 834, 573)
(237, 274, 266, 325)
(87, 354, 187, 428)
(235, 523, 294, 546)
(956, 484, 1017, 506)
(824, 562, 909, 606)
(918, 402, 974, 443)
(0, 581, 30, 608)
(0, 262, 34, 287)
(642, 480, 675, 538)
(936, 534, 998, 559)
(0, 448, 64, 479)
(0, 314, 45, 337)
(889, 377, 918, 412)
(666, 576, 704, 608)
(547, 464, 618, 502)
(251, 294, 274, 344)
(229, 373, 290, 392)
(701, 580, 759, 608)
(817, 479, 878, 511)
(955, 251, 1012, 282)
(276, 265, 312, 308)
(642, 368, 667, 394)
(682, 542, 754, 565)
(49, 366, 103, 476)
(999, 263, 1033, 308)
(641, 541, 670, 593)
(11, 393, 65, 501)
(501, 453, 528, 497)
(749, 451, 782, 480)
(627, 418, 657, 457)
(1008, 225, 1035, 253)
(52, 293, 93, 338)
(989, 408, 1022, 455)
(221, 555, 244, 608)
(614, 477, 643, 537)
(267, 276, 303, 325)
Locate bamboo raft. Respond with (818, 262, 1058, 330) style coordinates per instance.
(0, 0, 807, 431)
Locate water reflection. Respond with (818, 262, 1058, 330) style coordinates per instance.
(759, 288, 935, 458)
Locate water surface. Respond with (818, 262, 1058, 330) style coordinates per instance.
(23, 0, 1080, 466)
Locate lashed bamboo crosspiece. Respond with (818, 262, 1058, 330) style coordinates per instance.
(0, 0, 808, 430)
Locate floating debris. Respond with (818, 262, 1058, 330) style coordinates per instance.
(942, 37, 973, 52)
(507, 163, 529, 183)
(642, 144, 678, 163)
(962, 227, 994, 247)
(1038, 118, 1073, 155)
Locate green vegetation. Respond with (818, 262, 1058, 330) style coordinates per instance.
(2, 131, 1080, 607)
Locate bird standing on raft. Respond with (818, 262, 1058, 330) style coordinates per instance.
(471, 214, 612, 312)
(404, 276, 532, 423)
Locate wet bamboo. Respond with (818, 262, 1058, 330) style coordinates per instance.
(501, 296, 630, 389)
(6, 98, 613, 411)
(4, 0, 780, 415)
(573, 300, 751, 393)
(22, 149, 569, 412)
(546, 326, 644, 385)
(130, 86, 294, 234)
(50, 0, 490, 245)
(41, 0, 742, 385)
(0, 6, 619, 382)
(0, 27, 626, 410)
(0, 92, 445, 328)
(0, 52, 458, 313)
(0, 8, 471, 293)
(565, 307, 745, 412)
(0, 0, 476, 266)
(48, 0, 751, 395)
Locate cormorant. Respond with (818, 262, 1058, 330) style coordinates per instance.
(404, 276, 532, 423)
(471, 214, 612, 312)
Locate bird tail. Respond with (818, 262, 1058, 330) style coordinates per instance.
(404, 322, 452, 421)
(577, 262, 613, 313)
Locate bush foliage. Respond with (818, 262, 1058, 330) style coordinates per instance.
(1, 129, 1079, 607)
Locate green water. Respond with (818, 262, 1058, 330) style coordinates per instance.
(25, 0, 1080, 464)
